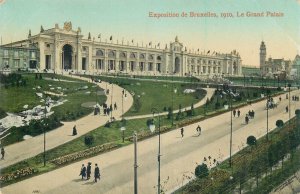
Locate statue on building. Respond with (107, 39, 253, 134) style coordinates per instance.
(175, 36, 179, 42)
(88, 32, 91, 40)
(63, 21, 72, 31)
(40, 25, 44, 33)
(28, 29, 31, 38)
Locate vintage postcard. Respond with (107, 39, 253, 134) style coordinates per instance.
(0, 0, 300, 193)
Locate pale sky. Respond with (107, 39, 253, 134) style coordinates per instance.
(0, 0, 299, 66)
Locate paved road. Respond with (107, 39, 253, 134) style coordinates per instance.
(2, 89, 299, 194)
(0, 75, 134, 169)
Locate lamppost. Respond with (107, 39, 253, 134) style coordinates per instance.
(229, 89, 233, 168)
(149, 108, 161, 194)
(171, 71, 175, 126)
(110, 82, 114, 121)
(288, 83, 291, 122)
(43, 96, 51, 167)
(133, 131, 138, 194)
(266, 89, 271, 141)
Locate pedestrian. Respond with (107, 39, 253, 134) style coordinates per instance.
(196, 125, 201, 136)
(279, 96, 282, 101)
(286, 93, 288, 99)
(233, 109, 236, 117)
(180, 127, 184, 137)
(286, 106, 289, 113)
(122, 89, 124, 95)
(87, 162, 92, 180)
(106, 89, 110, 95)
(72, 125, 77, 136)
(114, 102, 117, 110)
(79, 164, 86, 180)
(1, 147, 5, 160)
(94, 164, 100, 182)
(252, 110, 255, 118)
(237, 109, 241, 117)
(245, 115, 249, 124)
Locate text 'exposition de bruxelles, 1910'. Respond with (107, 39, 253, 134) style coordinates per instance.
(148, 11, 284, 19)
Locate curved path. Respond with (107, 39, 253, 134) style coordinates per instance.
(0, 75, 134, 169)
(2, 89, 300, 194)
(124, 88, 215, 120)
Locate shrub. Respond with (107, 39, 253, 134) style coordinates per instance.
(167, 107, 173, 120)
(84, 135, 94, 146)
(215, 102, 221, 109)
(146, 118, 154, 127)
(247, 135, 257, 147)
(195, 163, 209, 179)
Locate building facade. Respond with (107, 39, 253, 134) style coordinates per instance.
(2, 22, 242, 76)
(259, 41, 292, 78)
(0, 45, 39, 71)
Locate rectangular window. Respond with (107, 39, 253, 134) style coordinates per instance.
(31, 52, 36, 58)
(4, 50, 8, 56)
(14, 51, 19, 58)
(14, 60, 20, 67)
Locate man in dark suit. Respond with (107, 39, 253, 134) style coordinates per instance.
(94, 163, 100, 182)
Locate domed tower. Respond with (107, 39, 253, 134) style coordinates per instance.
(260, 41, 266, 71)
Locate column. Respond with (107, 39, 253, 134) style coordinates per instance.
(39, 41, 45, 70)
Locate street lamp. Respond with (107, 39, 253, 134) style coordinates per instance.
(120, 126, 126, 143)
(149, 108, 161, 194)
(110, 82, 114, 121)
(229, 88, 233, 168)
(43, 96, 51, 167)
(288, 83, 291, 123)
(266, 89, 271, 141)
(133, 131, 138, 194)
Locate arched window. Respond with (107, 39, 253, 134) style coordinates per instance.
(96, 50, 104, 57)
(108, 50, 115, 58)
(130, 53, 136, 59)
(120, 52, 126, 58)
(157, 56, 162, 61)
(139, 53, 145, 59)
(148, 54, 154, 60)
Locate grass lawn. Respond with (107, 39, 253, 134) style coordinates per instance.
(85, 75, 206, 116)
(0, 73, 106, 121)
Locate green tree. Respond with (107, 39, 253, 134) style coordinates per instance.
(195, 163, 209, 179)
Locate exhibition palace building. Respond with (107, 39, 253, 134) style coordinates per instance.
(0, 22, 242, 77)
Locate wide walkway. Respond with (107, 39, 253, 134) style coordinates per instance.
(2, 89, 299, 194)
(0, 75, 134, 168)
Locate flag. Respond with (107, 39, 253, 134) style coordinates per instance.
(132, 39, 134, 43)
(197, 48, 199, 52)
(98, 34, 101, 38)
(110, 36, 112, 41)
(157, 43, 160, 46)
(149, 42, 152, 46)
(207, 50, 210, 54)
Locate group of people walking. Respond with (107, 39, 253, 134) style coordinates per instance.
(180, 125, 202, 138)
(79, 162, 101, 183)
(292, 95, 299, 101)
(245, 110, 255, 124)
(232, 109, 241, 117)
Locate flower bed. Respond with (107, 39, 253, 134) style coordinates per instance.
(50, 142, 119, 165)
(0, 167, 36, 184)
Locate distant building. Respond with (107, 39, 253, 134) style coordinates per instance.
(259, 41, 292, 78)
(1, 21, 243, 76)
(0, 45, 39, 72)
(291, 54, 300, 79)
(241, 65, 260, 76)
